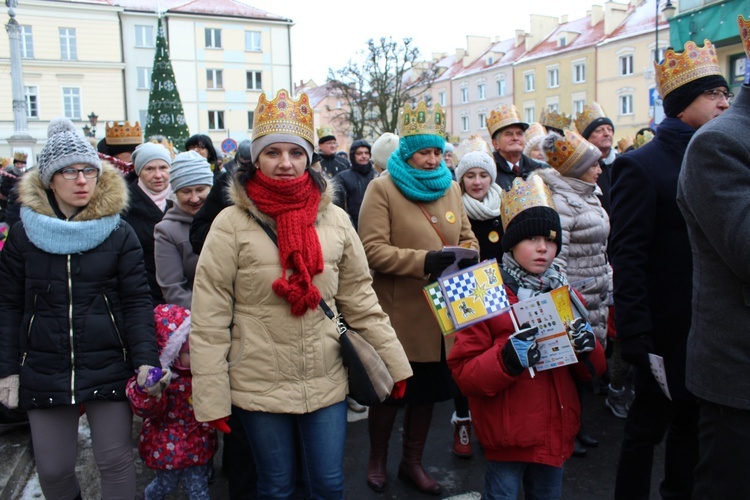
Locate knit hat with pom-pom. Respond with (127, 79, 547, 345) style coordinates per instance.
(38, 117, 102, 188)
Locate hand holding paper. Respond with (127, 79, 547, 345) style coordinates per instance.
(501, 325, 541, 376)
(568, 318, 596, 354)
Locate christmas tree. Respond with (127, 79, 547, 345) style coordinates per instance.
(144, 17, 190, 148)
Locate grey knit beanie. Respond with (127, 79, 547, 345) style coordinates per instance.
(455, 150, 497, 185)
(169, 151, 214, 192)
(132, 142, 172, 177)
(38, 117, 102, 188)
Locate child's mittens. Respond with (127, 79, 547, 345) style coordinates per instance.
(568, 318, 596, 355)
(500, 325, 541, 376)
(208, 417, 232, 434)
(136, 365, 171, 397)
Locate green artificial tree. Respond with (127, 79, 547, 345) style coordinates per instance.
(144, 17, 190, 149)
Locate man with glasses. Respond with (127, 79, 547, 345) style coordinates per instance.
(609, 39, 729, 499)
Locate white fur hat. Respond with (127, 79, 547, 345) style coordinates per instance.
(371, 133, 399, 170)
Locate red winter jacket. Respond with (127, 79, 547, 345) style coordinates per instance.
(126, 372, 218, 470)
(447, 286, 606, 467)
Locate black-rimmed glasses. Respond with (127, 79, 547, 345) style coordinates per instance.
(59, 167, 99, 180)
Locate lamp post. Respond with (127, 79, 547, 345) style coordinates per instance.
(5, 0, 36, 163)
(655, 0, 677, 62)
(83, 111, 98, 138)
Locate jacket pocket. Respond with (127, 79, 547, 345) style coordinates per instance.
(229, 315, 279, 395)
(102, 292, 128, 362)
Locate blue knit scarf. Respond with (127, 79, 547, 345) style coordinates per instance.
(387, 152, 453, 202)
(21, 206, 121, 255)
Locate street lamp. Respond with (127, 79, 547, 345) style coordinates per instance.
(655, 0, 677, 62)
(83, 111, 98, 138)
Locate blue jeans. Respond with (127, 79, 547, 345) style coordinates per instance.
(484, 461, 563, 500)
(236, 401, 347, 499)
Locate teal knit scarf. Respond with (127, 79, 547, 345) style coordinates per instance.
(21, 206, 121, 255)
(387, 152, 453, 202)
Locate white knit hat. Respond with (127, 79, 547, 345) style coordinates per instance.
(371, 133, 399, 170)
(455, 150, 497, 185)
(38, 118, 102, 188)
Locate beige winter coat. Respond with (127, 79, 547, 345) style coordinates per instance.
(189, 178, 412, 422)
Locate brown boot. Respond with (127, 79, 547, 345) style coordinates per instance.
(366, 403, 399, 492)
(451, 411, 473, 458)
(397, 404, 442, 495)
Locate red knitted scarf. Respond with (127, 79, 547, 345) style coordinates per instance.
(246, 171, 323, 316)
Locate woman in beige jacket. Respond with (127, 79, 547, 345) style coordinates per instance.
(189, 90, 412, 499)
(358, 101, 478, 495)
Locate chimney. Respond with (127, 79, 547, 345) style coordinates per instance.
(590, 4, 604, 26)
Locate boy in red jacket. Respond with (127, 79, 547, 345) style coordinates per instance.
(448, 176, 605, 499)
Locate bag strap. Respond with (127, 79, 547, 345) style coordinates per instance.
(417, 203, 449, 247)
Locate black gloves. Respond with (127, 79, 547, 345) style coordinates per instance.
(457, 256, 479, 269)
(424, 251, 456, 279)
(620, 334, 654, 368)
(568, 317, 596, 355)
(501, 325, 540, 376)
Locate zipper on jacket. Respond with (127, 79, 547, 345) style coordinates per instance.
(67, 255, 76, 405)
(21, 294, 38, 366)
(103, 293, 127, 361)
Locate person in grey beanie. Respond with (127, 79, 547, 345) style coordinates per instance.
(154, 151, 214, 308)
(0, 117, 161, 500)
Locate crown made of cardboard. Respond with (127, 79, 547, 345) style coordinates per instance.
(316, 126, 335, 141)
(616, 135, 634, 153)
(739, 16, 750, 60)
(574, 103, 607, 135)
(524, 123, 547, 145)
(454, 134, 493, 163)
(399, 101, 446, 138)
(655, 39, 721, 99)
(253, 89, 314, 145)
(13, 152, 27, 162)
(105, 121, 143, 146)
(539, 110, 572, 132)
(149, 137, 175, 159)
(633, 130, 654, 150)
(500, 175, 556, 231)
(545, 130, 599, 176)
(487, 105, 525, 138)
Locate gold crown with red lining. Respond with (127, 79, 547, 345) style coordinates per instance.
(739, 16, 750, 60)
(654, 39, 722, 98)
(545, 130, 599, 176)
(487, 105, 525, 138)
(399, 101, 446, 137)
(500, 175, 556, 231)
(539, 110, 572, 131)
(252, 89, 314, 144)
(105, 121, 142, 145)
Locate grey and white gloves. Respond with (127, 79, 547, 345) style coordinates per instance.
(0, 374, 19, 409)
(136, 365, 171, 397)
(501, 325, 541, 376)
(568, 317, 596, 355)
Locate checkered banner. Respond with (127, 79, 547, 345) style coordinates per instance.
(438, 259, 510, 329)
(423, 282, 456, 337)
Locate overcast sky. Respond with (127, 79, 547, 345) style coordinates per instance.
(240, 0, 610, 84)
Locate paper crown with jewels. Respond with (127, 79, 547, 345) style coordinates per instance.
(12, 152, 27, 162)
(654, 39, 722, 98)
(523, 122, 546, 145)
(252, 89, 314, 145)
(500, 175, 557, 231)
(398, 101, 446, 137)
(149, 136, 175, 159)
(105, 121, 143, 146)
(633, 130, 654, 149)
(738, 16, 750, 60)
(316, 126, 335, 142)
(539, 110, 572, 132)
(544, 130, 601, 177)
(616, 135, 634, 153)
(454, 134, 493, 163)
(574, 103, 608, 136)
(486, 105, 527, 138)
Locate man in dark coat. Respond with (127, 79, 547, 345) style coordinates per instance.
(485, 105, 545, 191)
(334, 139, 376, 231)
(317, 126, 349, 178)
(609, 39, 730, 499)
(575, 102, 616, 214)
(676, 17, 750, 498)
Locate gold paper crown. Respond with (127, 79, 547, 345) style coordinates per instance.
(399, 101, 446, 137)
(487, 105, 525, 138)
(12, 152, 27, 162)
(316, 126, 335, 141)
(654, 39, 721, 98)
(574, 103, 607, 136)
(739, 16, 750, 60)
(149, 137, 175, 159)
(545, 130, 599, 176)
(253, 89, 314, 145)
(633, 130, 654, 149)
(454, 134, 493, 163)
(616, 135, 634, 153)
(105, 121, 143, 146)
(539, 110, 572, 132)
(500, 175, 557, 231)
(523, 123, 547, 145)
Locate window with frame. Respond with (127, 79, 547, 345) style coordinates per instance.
(548, 103, 559, 112)
(20, 25, 33, 59)
(59, 28, 77, 61)
(652, 47, 666, 63)
(205, 28, 222, 49)
(246, 71, 262, 91)
(24, 86, 38, 118)
(137, 67, 151, 90)
(524, 106, 535, 123)
(134, 25, 154, 48)
(619, 94, 634, 115)
(524, 73, 535, 92)
(245, 31, 261, 52)
(207, 69, 223, 89)
(461, 115, 470, 132)
(139, 110, 148, 127)
(248, 111, 255, 129)
(573, 99, 585, 114)
(208, 110, 224, 130)
(477, 83, 486, 100)
(497, 79, 506, 96)
(547, 68, 560, 88)
(573, 63, 586, 83)
(478, 112, 487, 129)
(439, 91, 446, 106)
(62, 87, 80, 120)
(460, 87, 469, 103)
(425, 94, 432, 106)
(619, 54, 634, 76)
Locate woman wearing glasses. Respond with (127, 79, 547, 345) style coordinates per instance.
(0, 118, 161, 500)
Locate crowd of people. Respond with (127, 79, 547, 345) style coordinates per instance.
(0, 24, 747, 499)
